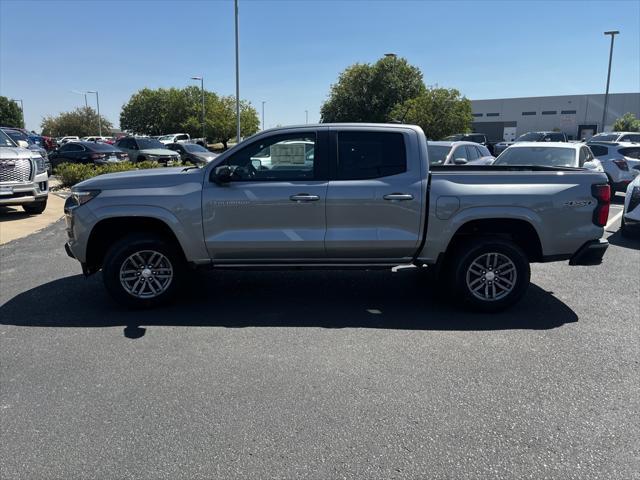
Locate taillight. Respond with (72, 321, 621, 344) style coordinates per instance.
(591, 183, 610, 227)
(612, 158, 629, 171)
(90, 153, 106, 160)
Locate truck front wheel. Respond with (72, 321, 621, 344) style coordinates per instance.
(450, 237, 530, 312)
(102, 234, 185, 308)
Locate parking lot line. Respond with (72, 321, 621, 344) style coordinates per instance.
(605, 209, 624, 230)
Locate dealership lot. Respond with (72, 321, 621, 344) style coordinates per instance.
(0, 198, 638, 479)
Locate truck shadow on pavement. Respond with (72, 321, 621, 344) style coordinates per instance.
(0, 268, 578, 338)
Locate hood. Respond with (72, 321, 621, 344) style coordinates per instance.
(75, 166, 205, 190)
(140, 148, 180, 156)
(192, 152, 217, 162)
(0, 146, 40, 159)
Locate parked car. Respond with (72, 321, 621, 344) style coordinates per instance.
(427, 141, 495, 165)
(588, 131, 640, 143)
(57, 136, 80, 146)
(158, 133, 207, 146)
(443, 133, 496, 155)
(49, 141, 129, 168)
(114, 137, 180, 164)
(166, 143, 217, 165)
(0, 128, 49, 214)
(2, 127, 51, 176)
(64, 124, 609, 312)
(493, 143, 603, 173)
(621, 175, 640, 237)
(82, 136, 111, 143)
(494, 131, 568, 156)
(583, 142, 638, 194)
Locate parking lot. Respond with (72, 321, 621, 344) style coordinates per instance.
(0, 195, 638, 479)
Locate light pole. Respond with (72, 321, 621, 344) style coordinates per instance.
(11, 98, 24, 127)
(261, 101, 266, 130)
(71, 90, 88, 108)
(305, 110, 308, 124)
(191, 76, 205, 140)
(234, 0, 241, 143)
(87, 90, 101, 136)
(601, 30, 619, 132)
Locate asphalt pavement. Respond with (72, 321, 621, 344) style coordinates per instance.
(1, 197, 638, 480)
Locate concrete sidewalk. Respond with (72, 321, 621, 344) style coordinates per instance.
(0, 193, 66, 245)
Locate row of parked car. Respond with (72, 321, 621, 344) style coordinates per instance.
(434, 130, 640, 195)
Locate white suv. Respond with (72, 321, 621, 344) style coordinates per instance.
(0, 129, 49, 214)
(588, 131, 640, 143)
(588, 142, 640, 193)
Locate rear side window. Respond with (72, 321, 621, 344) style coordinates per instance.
(589, 145, 608, 157)
(466, 145, 480, 161)
(619, 147, 640, 159)
(620, 134, 640, 142)
(336, 131, 406, 180)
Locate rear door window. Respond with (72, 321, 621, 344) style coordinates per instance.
(336, 131, 406, 180)
(589, 145, 608, 157)
(466, 145, 480, 161)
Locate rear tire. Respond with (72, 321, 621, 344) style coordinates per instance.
(449, 237, 530, 312)
(102, 233, 185, 308)
(621, 216, 631, 238)
(22, 199, 47, 215)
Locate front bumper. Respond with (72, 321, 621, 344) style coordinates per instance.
(569, 239, 609, 266)
(0, 177, 48, 206)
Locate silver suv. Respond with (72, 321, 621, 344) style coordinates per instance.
(0, 129, 49, 214)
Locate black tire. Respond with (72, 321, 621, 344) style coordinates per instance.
(449, 237, 531, 312)
(137, 156, 146, 163)
(22, 199, 47, 215)
(621, 216, 631, 238)
(102, 233, 186, 308)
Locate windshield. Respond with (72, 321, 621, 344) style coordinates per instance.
(158, 135, 174, 141)
(494, 147, 576, 167)
(516, 132, 545, 142)
(89, 143, 118, 152)
(184, 143, 209, 153)
(3, 129, 30, 143)
(443, 135, 463, 141)
(589, 134, 618, 142)
(0, 129, 17, 147)
(427, 145, 452, 165)
(137, 138, 166, 149)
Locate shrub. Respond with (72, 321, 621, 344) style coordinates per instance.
(54, 161, 164, 187)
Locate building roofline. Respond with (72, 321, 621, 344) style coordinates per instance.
(471, 92, 639, 102)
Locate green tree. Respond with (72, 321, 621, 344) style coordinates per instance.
(208, 96, 260, 149)
(0, 96, 24, 128)
(612, 112, 640, 132)
(320, 56, 425, 123)
(390, 87, 473, 140)
(41, 107, 112, 137)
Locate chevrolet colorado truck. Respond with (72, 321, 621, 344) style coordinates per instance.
(64, 124, 610, 311)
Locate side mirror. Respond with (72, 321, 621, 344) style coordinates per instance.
(453, 158, 468, 165)
(251, 159, 262, 170)
(17, 140, 29, 148)
(213, 165, 232, 184)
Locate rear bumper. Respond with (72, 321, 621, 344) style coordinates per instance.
(569, 239, 609, 266)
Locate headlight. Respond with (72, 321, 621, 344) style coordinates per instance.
(64, 190, 101, 210)
(147, 154, 158, 160)
(32, 155, 46, 174)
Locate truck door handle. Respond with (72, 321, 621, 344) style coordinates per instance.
(289, 194, 320, 202)
(383, 193, 414, 201)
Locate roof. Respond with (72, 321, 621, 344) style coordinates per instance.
(507, 142, 578, 149)
(427, 141, 481, 147)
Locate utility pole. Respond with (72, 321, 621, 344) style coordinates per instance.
(11, 99, 24, 127)
(601, 31, 619, 132)
(191, 76, 206, 140)
(234, 0, 241, 144)
(261, 101, 266, 130)
(87, 90, 101, 136)
(305, 110, 308, 124)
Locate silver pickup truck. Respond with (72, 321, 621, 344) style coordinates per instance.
(64, 124, 610, 311)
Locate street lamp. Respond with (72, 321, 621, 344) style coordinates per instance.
(601, 30, 620, 132)
(234, 0, 241, 143)
(86, 90, 101, 136)
(10, 98, 24, 127)
(191, 76, 205, 140)
(71, 90, 88, 108)
(261, 101, 266, 130)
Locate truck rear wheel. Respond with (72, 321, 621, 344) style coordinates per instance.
(102, 233, 185, 308)
(450, 237, 530, 312)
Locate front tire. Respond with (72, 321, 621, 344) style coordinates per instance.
(102, 234, 185, 308)
(450, 237, 530, 312)
(23, 199, 47, 214)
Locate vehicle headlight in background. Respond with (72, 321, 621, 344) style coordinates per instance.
(147, 154, 158, 160)
(64, 189, 101, 211)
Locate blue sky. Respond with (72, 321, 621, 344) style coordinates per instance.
(1, 0, 639, 132)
